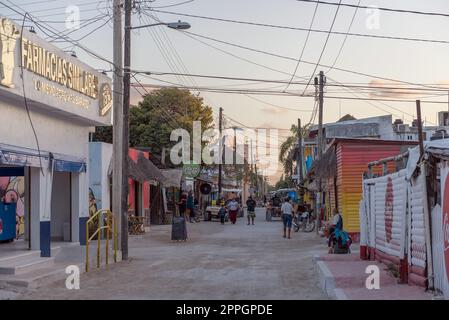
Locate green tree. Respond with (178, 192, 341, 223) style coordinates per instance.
(279, 123, 311, 175)
(92, 88, 215, 163)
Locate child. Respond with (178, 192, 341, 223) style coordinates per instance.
(218, 202, 227, 225)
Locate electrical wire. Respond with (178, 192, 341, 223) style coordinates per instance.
(150, 9, 449, 45)
(301, 0, 342, 96)
(295, 0, 449, 19)
(325, 0, 361, 74)
(244, 94, 314, 112)
(19, 12, 44, 174)
(177, 29, 447, 90)
(133, 70, 449, 93)
(284, 0, 320, 92)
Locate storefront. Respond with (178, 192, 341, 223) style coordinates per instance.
(89, 142, 166, 230)
(0, 17, 112, 257)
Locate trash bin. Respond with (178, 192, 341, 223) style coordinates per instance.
(0, 202, 16, 242)
(171, 216, 187, 241)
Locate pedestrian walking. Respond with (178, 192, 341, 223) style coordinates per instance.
(187, 190, 195, 223)
(219, 201, 227, 225)
(246, 195, 256, 225)
(227, 197, 239, 224)
(281, 197, 293, 239)
(178, 192, 187, 218)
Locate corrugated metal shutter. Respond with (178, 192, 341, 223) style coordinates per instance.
(362, 169, 407, 259)
(435, 161, 449, 298)
(410, 174, 427, 268)
(337, 142, 408, 233)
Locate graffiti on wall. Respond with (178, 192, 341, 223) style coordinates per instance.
(0, 176, 25, 239)
(89, 187, 97, 217)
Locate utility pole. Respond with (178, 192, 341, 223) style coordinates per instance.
(218, 107, 223, 198)
(233, 126, 238, 187)
(121, 0, 132, 260)
(416, 100, 425, 157)
(254, 159, 258, 198)
(316, 71, 325, 233)
(297, 118, 304, 205)
(250, 139, 254, 195)
(112, 0, 123, 256)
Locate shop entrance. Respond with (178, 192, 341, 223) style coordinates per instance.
(50, 172, 72, 242)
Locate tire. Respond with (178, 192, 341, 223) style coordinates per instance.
(294, 225, 300, 232)
(207, 212, 212, 221)
(303, 220, 315, 233)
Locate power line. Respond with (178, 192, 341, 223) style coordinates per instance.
(244, 94, 314, 112)
(1, 1, 116, 69)
(177, 29, 447, 90)
(178, 30, 313, 82)
(325, 0, 361, 74)
(149, 0, 195, 9)
(132, 75, 183, 130)
(295, 0, 449, 19)
(301, 0, 342, 96)
(128, 81, 449, 104)
(151, 9, 449, 45)
(133, 70, 449, 93)
(284, 0, 319, 92)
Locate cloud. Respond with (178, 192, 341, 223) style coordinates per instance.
(367, 80, 449, 99)
(261, 107, 288, 115)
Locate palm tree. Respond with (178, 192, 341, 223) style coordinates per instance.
(279, 123, 311, 175)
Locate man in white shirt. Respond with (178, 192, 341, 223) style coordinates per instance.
(281, 197, 294, 239)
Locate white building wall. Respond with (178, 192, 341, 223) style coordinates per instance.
(0, 98, 91, 158)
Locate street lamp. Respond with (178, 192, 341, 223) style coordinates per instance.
(119, 0, 191, 260)
(127, 20, 191, 30)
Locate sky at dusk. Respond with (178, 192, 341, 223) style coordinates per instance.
(2, 0, 449, 182)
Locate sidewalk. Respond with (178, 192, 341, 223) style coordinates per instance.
(314, 247, 435, 300)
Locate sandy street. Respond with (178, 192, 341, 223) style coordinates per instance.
(17, 208, 327, 300)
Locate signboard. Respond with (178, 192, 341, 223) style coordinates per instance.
(0, 17, 112, 126)
(182, 162, 200, 178)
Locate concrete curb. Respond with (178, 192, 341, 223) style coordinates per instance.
(314, 256, 348, 300)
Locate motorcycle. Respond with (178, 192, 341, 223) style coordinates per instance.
(293, 210, 315, 232)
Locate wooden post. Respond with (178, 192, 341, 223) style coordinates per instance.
(416, 100, 425, 158)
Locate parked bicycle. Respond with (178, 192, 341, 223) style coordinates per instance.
(293, 210, 315, 232)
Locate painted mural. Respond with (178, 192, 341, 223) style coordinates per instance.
(89, 187, 98, 217)
(0, 176, 25, 239)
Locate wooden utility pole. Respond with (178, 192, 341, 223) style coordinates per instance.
(250, 139, 254, 194)
(297, 118, 303, 184)
(218, 107, 223, 198)
(112, 0, 123, 254)
(233, 126, 238, 187)
(416, 99, 434, 289)
(121, 0, 132, 260)
(297, 118, 304, 205)
(316, 71, 325, 233)
(416, 100, 425, 157)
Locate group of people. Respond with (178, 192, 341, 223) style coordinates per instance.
(218, 195, 257, 225)
(176, 190, 350, 253)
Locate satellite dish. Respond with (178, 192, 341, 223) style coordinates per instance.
(200, 183, 212, 195)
